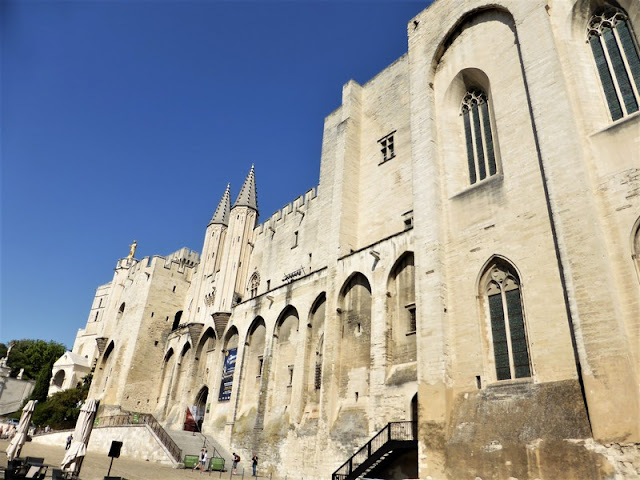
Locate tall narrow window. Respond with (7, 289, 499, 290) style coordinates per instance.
(484, 262, 531, 381)
(588, 7, 640, 121)
(314, 356, 322, 390)
(462, 89, 497, 185)
(633, 221, 640, 283)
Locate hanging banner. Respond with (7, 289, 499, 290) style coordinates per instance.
(184, 406, 197, 432)
(218, 348, 237, 401)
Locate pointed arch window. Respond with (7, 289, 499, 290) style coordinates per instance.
(484, 263, 531, 381)
(248, 272, 260, 298)
(588, 7, 640, 121)
(462, 89, 497, 185)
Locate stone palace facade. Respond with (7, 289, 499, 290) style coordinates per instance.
(59, 1, 639, 478)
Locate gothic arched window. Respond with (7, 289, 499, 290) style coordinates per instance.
(588, 7, 640, 121)
(482, 261, 531, 381)
(248, 273, 260, 298)
(462, 89, 497, 185)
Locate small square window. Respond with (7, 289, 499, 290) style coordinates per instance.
(378, 131, 396, 164)
(402, 210, 414, 230)
(405, 303, 416, 334)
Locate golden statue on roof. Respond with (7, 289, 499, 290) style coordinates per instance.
(128, 240, 137, 259)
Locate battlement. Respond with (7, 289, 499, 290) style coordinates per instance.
(254, 187, 318, 237)
(115, 247, 200, 281)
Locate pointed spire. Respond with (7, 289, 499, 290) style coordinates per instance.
(233, 165, 258, 211)
(209, 184, 231, 226)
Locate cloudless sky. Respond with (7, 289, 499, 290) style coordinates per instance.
(1, 0, 431, 349)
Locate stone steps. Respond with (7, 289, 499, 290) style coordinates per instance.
(166, 428, 233, 466)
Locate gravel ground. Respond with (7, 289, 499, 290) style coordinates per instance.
(0, 439, 257, 480)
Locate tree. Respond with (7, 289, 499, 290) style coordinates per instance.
(0, 343, 7, 359)
(31, 380, 91, 430)
(6, 340, 66, 379)
(30, 359, 57, 403)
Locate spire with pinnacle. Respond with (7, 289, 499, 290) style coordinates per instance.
(233, 165, 258, 211)
(209, 184, 231, 226)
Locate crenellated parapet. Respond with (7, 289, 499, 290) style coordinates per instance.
(115, 249, 200, 285)
(254, 187, 318, 237)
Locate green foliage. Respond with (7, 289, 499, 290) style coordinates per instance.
(31, 378, 91, 430)
(0, 343, 7, 359)
(7, 340, 66, 380)
(30, 360, 56, 403)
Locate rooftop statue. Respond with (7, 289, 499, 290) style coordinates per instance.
(128, 240, 137, 259)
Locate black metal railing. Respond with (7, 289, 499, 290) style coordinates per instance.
(183, 421, 225, 462)
(332, 421, 417, 480)
(95, 413, 182, 463)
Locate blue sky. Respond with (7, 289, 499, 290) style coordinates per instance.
(1, 0, 430, 348)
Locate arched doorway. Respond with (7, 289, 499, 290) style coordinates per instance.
(185, 386, 209, 432)
(52, 369, 66, 388)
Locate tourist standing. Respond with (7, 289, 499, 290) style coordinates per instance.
(232, 453, 240, 474)
(252, 453, 258, 476)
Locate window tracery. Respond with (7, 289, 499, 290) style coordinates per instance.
(482, 261, 531, 381)
(587, 7, 640, 120)
(248, 272, 260, 298)
(461, 89, 497, 185)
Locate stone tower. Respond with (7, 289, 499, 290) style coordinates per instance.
(215, 166, 258, 313)
(184, 185, 231, 327)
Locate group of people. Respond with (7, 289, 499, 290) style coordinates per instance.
(193, 448, 209, 474)
(192, 448, 259, 476)
(232, 452, 259, 477)
(0, 424, 17, 440)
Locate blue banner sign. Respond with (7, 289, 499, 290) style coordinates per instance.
(218, 348, 237, 401)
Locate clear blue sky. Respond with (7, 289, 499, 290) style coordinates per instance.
(1, 0, 430, 349)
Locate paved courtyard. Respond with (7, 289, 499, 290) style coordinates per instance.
(0, 439, 259, 480)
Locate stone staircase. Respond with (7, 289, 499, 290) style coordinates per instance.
(166, 428, 233, 468)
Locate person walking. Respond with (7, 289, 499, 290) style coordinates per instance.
(200, 449, 209, 474)
(193, 448, 205, 472)
(65, 434, 73, 450)
(251, 453, 258, 476)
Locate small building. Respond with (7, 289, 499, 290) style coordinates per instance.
(48, 351, 91, 397)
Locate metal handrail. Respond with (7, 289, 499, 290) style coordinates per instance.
(184, 421, 224, 461)
(332, 421, 417, 480)
(95, 413, 182, 463)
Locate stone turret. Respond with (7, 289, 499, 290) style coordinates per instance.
(209, 183, 231, 227)
(202, 185, 231, 279)
(215, 167, 258, 312)
(232, 164, 257, 211)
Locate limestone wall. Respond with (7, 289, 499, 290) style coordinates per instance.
(0, 377, 35, 415)
(32, 425, 175, 465)
(70, 0, 640, 478)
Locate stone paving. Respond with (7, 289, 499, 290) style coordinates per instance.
(0, 439, 261, 480)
